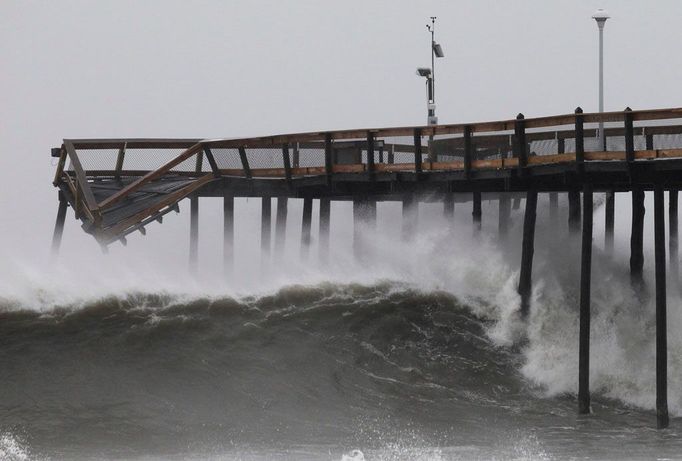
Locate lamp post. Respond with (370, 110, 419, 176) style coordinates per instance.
(592, 9, 609, 150)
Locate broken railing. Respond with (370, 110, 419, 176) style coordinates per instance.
(52, 107, 682, 242)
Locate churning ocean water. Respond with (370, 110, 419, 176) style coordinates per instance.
(0, 197, 680, 460)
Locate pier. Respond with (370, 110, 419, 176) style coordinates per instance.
(51, 107, 682, 428)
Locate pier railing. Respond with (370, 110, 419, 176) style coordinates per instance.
(53, 107, 682, 241)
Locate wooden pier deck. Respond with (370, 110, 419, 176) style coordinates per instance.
(51, 106, 682, 428)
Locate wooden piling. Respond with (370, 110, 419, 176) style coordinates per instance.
(189, 196, 199, 274)
(654, 185, 669, 429)
(301, 197, 313, 260)
(473, 190, 482, 231)
(549, 192, 558, 223)
(605, 191, 615, 254)
(50, 193, 68, 259)
(518, 190, 538, 317)
(353, 197, 376, 261)
(499, 194, 511, 237)
(274, 197, 288, 260)
(578, 184, 593, 414)
(630, 187, 645, 287)
(669, 190, 679, 289)
(568, 190, 581, 234)
(443, 193, 454, 223)
(223, 196, 234, 274)
(261, 197, 272, 264)
(402, 194, 417, 241)
(319, 198, 331, 264)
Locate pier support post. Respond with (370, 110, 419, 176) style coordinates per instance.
(549, 192, 558, 223)
(319, 198, 331, 264)
(473, 191, 482, 231)
(261, 197, 272, 265)
(353, 197, 376, 261)
(518, 190, 538, 317)
(274, 197, 288, 260)
(654, 185, 669, 429)
(669, 190, 679, 290)
(402, 194, 417, 241)
(604, 191, 615, 254)
(568, 190, 581, 234)
(301, 197, 313, 260)
(499, 194, 511, 237)
(443, 193, 454, 223)
(578, 184, 593, 414)
(223, 197, 234, 274)
(630, 187, 645, 288)
(50, 193, 68, 260)
(189, 196, 199, 274)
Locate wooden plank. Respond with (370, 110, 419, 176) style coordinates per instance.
(657, 149, 682, 159)
(71, 139, 201, 149)
(585, 151, 626, 161)
(472, 159, 503, 169)
(375, 163, 416, 172)
(332, 164, 365, 173)
(528, 153, 576, 165)
(98, 142, 203, 210)
(431, 161, 464, 170)
(101, 173, 215, 243)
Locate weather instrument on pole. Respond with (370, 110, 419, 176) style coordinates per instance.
(418, 17, 445, 126)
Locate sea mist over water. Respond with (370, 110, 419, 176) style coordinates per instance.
(0, 192, 681, 460)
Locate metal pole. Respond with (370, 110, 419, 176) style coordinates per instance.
(598, 23, 605, 150)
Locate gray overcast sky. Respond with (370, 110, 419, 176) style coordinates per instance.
(1, 0, 681, 261)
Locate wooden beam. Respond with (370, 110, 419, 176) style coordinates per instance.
(97, 142, 203, 210)
(575, 107, 585, 175)
(514, 114, 527, 173)
(631, 187, 645, 288)
(605, 191, 615, 254)
(50, 194, 68, 261)
(261, 197, 272, 265)
(499, 194, 511, 237)
(189, 196, 199, 275)
(203, 146, 221, 178)
(64, 141, 99, 212)
(223, 196, 234, 275)
(568, 190, 581, 234)
(274, 197, 288, 260)
(654, 185, 669, 429)
(114, 142, 126, 181)
(366, 131, 375, 177)
(473, 190, 482, 230)
(402, 194, 417, 241)
(301, 197, 313, 260)
(578, 183, 593, 415)
(518, 190, 538, 317)
(670, 190, 679, 292)
(282, 144, 292, 182)
(319, 198, 330, 264)
(239, 146, 252, 179)
(414, 129, 423, 174)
